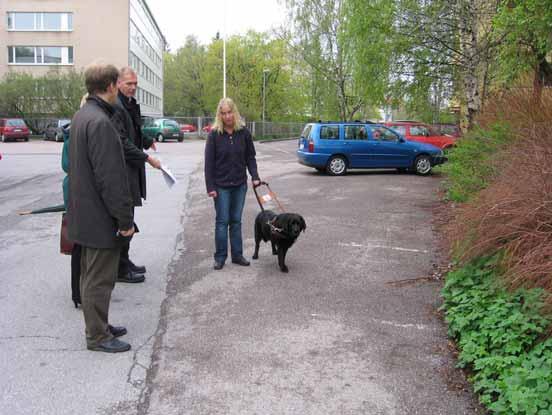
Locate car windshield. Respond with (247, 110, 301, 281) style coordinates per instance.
(7, 119, 26, 127)
(164, 120, 178, 127)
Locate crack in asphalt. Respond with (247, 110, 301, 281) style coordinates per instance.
(136, 167, 202, 415)
(0, 335, 60, 340)
(126, 332, 157, 389)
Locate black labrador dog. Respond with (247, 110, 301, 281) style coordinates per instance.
(252, 210, 306, 272)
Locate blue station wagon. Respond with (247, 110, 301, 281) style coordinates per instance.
(296, 122, 447, 176)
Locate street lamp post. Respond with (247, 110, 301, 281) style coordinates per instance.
(262, 69, 269, 138)
(262, 69, 270, 122)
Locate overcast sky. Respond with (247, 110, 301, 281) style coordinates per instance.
(147, 0, 288, 50)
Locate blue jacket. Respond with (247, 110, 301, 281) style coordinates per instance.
(204, 127, 259, 192)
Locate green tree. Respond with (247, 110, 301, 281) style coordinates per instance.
(165, 31, 308, 121)
(493, 0, 552, 98)
(163, 36, 209, 116)
(0, 70, 85, 131)
(285, 0, 366, 120)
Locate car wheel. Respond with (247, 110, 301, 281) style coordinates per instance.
(157, 133, 164, 142)
(414, 155, 432, 175)
(326, 155, 347, 176)
(24, 136, 29, 142)
(43, 133, 48, 140)
(177, 137, 183, 142)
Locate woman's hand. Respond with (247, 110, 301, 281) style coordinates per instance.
(208, 191, 217, 198)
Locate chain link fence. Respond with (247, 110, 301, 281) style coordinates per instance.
(164, 116, 304, 140)
(19, 115, 305, 141)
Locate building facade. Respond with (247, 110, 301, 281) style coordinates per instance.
(0, 0, 165, 116)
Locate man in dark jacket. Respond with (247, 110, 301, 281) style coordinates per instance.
(68, 63, 135, 353)
(114, 67, 161, 283)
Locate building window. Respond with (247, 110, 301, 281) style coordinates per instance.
(7, 46, 74, 65)
(7, 12, 73, 31)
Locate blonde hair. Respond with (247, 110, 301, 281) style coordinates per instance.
(212, 97, 244, 133)
(79, 93, 89, 108)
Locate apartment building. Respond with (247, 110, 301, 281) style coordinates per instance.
(0, 0, 165, 116)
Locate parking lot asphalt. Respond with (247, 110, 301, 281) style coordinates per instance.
(143, 139, 483, 414)
(0, 138, 482, 415)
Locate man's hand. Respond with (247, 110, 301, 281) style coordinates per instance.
(119, 226, 135, 237)
(147, 155, 161, 169)
(252, 179, 261, 187)
(208, 191, 217, 198)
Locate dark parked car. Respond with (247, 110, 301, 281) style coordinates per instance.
(296, 122, 446, 176)
(44, 119, 71, 142)
(0, 118, 30, 142)
(142, 118, 183, 142)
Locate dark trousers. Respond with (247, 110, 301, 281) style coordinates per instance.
(71, 244, 82, 304)
(118, 208, 135, 276)
(80, 246, 120, 347)
(118, 236, 133, 276)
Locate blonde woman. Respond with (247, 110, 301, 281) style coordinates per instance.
(204, 98, 261, 270)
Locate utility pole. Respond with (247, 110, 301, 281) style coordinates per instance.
(262, 68, 269, 138)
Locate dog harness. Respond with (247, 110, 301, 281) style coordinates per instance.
(268, 219, 285, 237)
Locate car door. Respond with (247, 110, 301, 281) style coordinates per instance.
(342, 124, 377, 168)
(367, 126, 411, 167)
(408, 125, 433, 146)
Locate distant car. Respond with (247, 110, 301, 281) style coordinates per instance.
(142, 118, 183, 142)
(0, 118, 30, 142)
(297, 122, 446, 176)
(383, 121, 457, 150)
(44, 119, 71, 142)
(180, 123, 197, 133)
(202, 123, 213, 133)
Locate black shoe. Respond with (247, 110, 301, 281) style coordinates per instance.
(108, 325, 127, 338)
(232, 256, 250, 266)
(117, 270, 145, 283)
(129, 262, 146, 274)
(87, 338, 131, 353)
(72, 298, 82, 308)
(213, 261, 224, 270)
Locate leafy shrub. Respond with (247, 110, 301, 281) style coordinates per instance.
(441, 256, 552, 414)
(437, 123, 514, 202)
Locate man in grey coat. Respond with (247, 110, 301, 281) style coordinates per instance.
(67, 63, 135, 353)
(113, 67, 161, 283)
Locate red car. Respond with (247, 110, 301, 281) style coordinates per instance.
(180, 123, 197, 133)
(383, 121, 456, 150)
(433, 123, 462, 138)
(202, 123, 213, 133)
(0, 118, 30, 142)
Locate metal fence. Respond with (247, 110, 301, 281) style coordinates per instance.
(20, 115, 305, 141)
(164, 116, 305, 140)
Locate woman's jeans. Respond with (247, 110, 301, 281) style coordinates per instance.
(214, 184, 247, 263)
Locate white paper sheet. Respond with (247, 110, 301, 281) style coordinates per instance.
(160, 164, 177, 188)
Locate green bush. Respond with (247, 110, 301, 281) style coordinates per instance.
(441, 255, 552, 414)
(437, 124, 514, 202)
